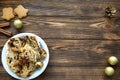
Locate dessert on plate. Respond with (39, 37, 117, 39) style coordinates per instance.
(6, 36, 47, 78)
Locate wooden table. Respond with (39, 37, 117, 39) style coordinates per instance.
(0, 0, 120, 80)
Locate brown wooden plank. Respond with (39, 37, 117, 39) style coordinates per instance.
(0, 67, 120, 80)
(1, 67, 120, 80)
(34, 67, 120, 80)
(0, 0, 120, 17)
(1, 39, 120, 67)
(1, 16, 120, 40)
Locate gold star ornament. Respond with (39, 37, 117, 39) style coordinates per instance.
(14, 5, 28, 18)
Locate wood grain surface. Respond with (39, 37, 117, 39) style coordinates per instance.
(0, 0, 120, 80)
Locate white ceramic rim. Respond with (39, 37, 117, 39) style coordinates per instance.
(1, 33, 49, 80)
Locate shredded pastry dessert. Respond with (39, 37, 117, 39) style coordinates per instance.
(6, 36, 47, 78)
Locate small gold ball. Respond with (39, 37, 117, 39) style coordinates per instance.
(105, 67, 115, 76)
(108, 56, 118, 65)
(14, 19, 23, 29)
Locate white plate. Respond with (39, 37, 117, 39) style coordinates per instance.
(1, 33, 49, 80)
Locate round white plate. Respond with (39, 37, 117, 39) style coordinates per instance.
(1, 33, 49, 80)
